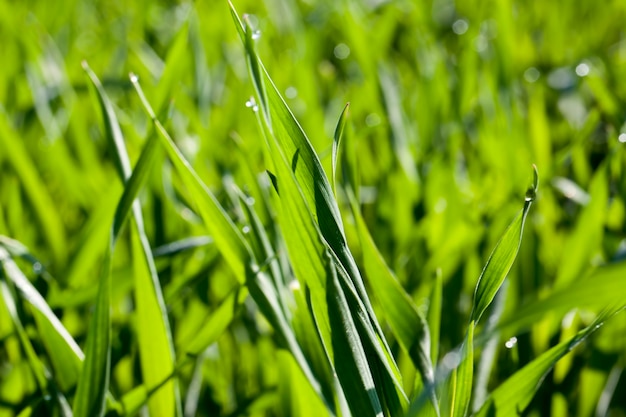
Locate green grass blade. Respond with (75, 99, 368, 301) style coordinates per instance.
(130, 228, 180, 417)
(130, 75, 251, 282)
(184, 286, 247, 356)
(470, 165, 538, 323)
(349, 192, 435, 390)
(331, 103, 349, 196)
(0, 113, 67, 264)
(475, 309, 622, 417)
(427, 270, 442, 367)
(0, 241, 83, 392)
(454, 322, 474, 417)
(72, 247, 111, 417)
(0, 270, 48, 393)
(325, 252, 382, 417)
(554, 163, 608, 288)
(488, 261, 626, 340)
(84, 65, 181, 417)
(231, 7, 407, 410)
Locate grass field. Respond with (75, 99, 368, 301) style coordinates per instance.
(1, 0, 626, 416)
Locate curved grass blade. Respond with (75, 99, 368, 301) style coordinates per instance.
(331, 103, 349, 196)
(349, 192, 435, 398)
(72, 247, 111, 417)
(439, 324, 474, 417)
(475, 308, 622, 417)
(0, 113, 67, 264)
(427, 270, 442, 367)
(85, 64, 180, 417)
(483, 261, 626, 342)
(0, 242, 83, 393)
(230, 6, 407, 410)
(470, 165, 538, 324)
(325, 252, 382, 417)
(130, 74, 251, 282)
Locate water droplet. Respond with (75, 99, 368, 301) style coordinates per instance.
(289, 280, 301, 292)
(252, 30, 261, 40)
(619, 133, 626, 143)
(434, 198, 447, 213)
(242, 226, 250, 234)
(333, 43, 350, 60)
(524, 67, 540, 83)
(285, 86, 298, 99)
(246, 196, 256, 205)
(245, 97, 259, 112)
(33, 262, 43, 273)
(442, 351, 461, 369)
(575, 62, 590, 77)
(505, 336, 518, 349)
(129, 73, 138, 83)
(365, 113, 381, 127)
(452, 19, 469, 35)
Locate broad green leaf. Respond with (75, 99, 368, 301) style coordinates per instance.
(475, 309, 622, 417)
(470, 165, 538, 323)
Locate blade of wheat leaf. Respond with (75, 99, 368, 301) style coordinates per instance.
(427, 270, 442, 367)
(475, 308, 623, 417)
(0, 238, 84, 392)
(130, 74, 251, 282)
(0, 269, 48, 392)
(325, 251, 383, 417)
(454, 321, 474, 417)
(84, 63, 180, 417)
(71, 245, 111, 417)
(331, 103, 349, 197)
(483, 261, 626, 342)
(0, 114, 66, 264)
(470, 165, 538, 324)
(349, 191, 436, 395)
(0, 274, 74, 417)
(231, 6, 407, 409)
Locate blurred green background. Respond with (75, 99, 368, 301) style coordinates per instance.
(1, 0, 625, 416)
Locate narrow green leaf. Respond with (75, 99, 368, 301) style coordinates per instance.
(475, 309, 622, 417)
(427, 270, 442, 367)
(470, 165, 538, 323)
(332, 103, 349, 196)
(555, 163, 608, 288)
(487, 261, 626, 340)
(85, 64, 180, 417)
(325, 252, 382, 417)
(130, 75, 252, 282)
(184, 286, 247, 356)
(72, 247, 111, 417)
(0, 113, 66, 264)
(231, 7, 407, 411)
(454, 322, 474, 417)
(349, 192, 435, 390)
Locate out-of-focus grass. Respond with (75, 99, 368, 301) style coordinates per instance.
(1, 0, 626, 416)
